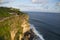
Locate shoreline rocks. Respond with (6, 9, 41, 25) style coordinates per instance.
(21, 29, 37, 40)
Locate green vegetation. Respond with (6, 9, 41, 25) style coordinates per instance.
(0, 19, 11, 40)
(0, 7, 25, 18)
(0, 7, 29, 40)
(0, 7, 11, 18)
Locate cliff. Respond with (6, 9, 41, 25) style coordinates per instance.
(0, 7, 30, 40)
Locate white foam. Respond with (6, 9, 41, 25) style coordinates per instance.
(30, 24, 45, 40)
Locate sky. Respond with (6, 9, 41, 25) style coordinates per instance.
(0, 0, 60, 13)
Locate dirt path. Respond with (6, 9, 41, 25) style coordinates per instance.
(0, 15, 18, 22)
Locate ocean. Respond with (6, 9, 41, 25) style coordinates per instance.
(26, 12, 60, 40)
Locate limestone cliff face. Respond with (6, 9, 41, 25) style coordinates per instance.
(0, 7, 30, 40)
(9, 14, 30, 40)
(0, 14, 30, 40)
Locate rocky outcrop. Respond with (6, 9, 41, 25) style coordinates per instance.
(0, 7, 30, 40)
(21, 29, 35, 40)
(0, 7, 41, 40)
(10, 14, 30, 40)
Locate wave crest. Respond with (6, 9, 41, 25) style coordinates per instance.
(30, 24, 45, 40)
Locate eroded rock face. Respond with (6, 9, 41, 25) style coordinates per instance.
(21, 29, 42, 40)
(0, 7, 30, 40)
(10, 14, 30, 40)
(21, 29, 35, 40)
(0, 13, 30, 40)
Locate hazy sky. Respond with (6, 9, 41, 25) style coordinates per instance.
(0, 0, 60, 13)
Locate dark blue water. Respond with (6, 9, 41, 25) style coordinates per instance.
(27, 12, 60, 40)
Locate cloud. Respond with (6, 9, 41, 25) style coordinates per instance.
(56, 2, 60, 6)
(0, 0, 14, 4)
(0, 0, 3, 3)
(32, 0, 48, 4)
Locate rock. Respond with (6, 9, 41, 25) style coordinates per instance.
(0, 7, 30, 40)
(21, 29, 36, 40)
